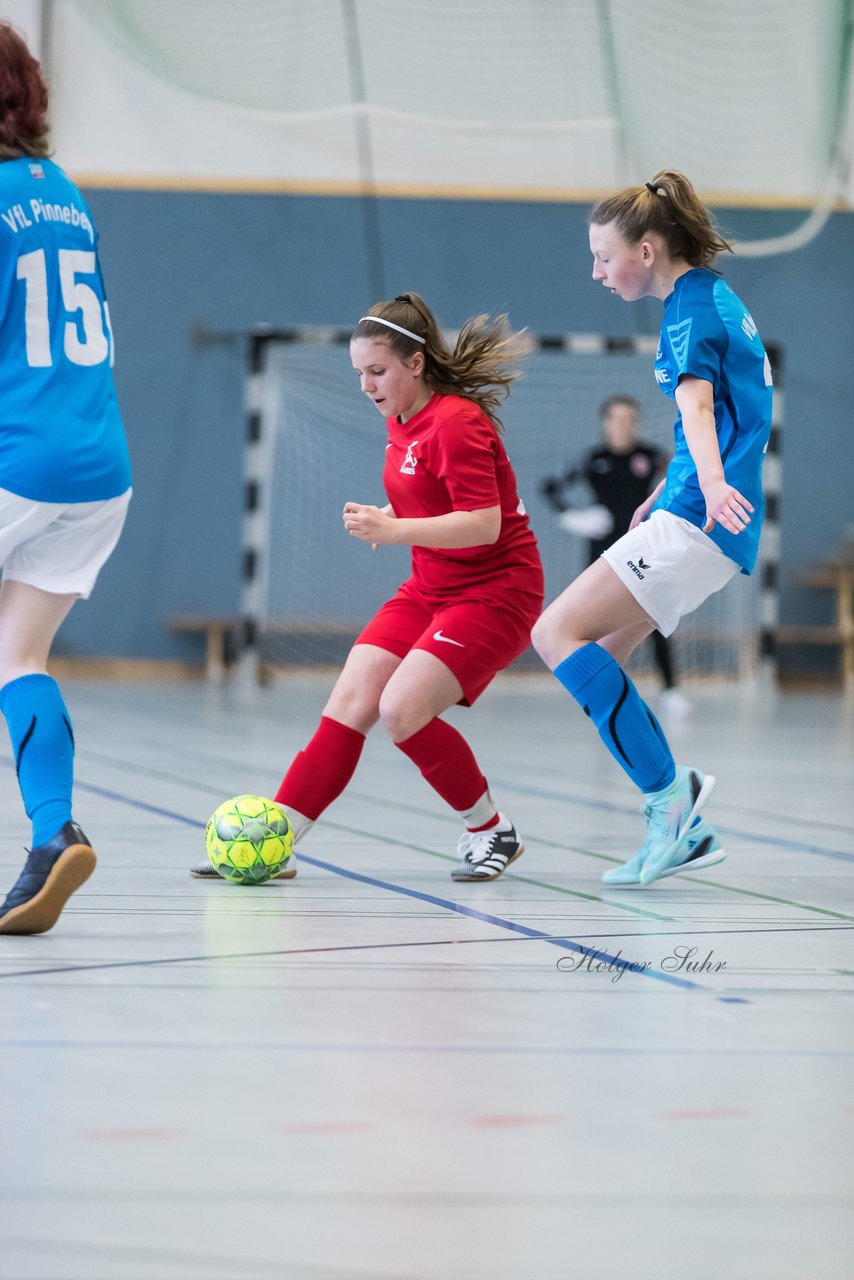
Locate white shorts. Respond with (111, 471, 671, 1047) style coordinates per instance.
(602, 509, 739, 637)
(0, 487, 131, 599)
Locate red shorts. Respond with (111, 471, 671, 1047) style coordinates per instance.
(355, 577, 542, 705)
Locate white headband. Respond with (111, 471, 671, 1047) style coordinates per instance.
(358, 315, 426, 344)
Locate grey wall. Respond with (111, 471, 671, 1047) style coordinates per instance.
(58, 189, 854, 677)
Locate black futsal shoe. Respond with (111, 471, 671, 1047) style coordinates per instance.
(451, 815, 524, 881)
(189, 858, 297, 880)
(0, 821, 96, 936)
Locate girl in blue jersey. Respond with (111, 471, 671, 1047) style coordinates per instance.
(532, 169, 772, 886)
(0, 23, 132, 934)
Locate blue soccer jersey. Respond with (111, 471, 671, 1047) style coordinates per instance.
(651, 267, 772, 573)
(0, 158, 131, 502)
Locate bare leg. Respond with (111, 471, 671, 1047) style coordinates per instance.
(322, 642, 403, 734)
(377, 649, 464, 742)
(532, 558, 655, 670)
(0, 579, 78, 683)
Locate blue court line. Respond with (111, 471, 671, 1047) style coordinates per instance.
(294, 853, 707, 989)
(0, 766, 709, 993)
(2, 1041, 851, 1057)
(488, 773, 854, 865)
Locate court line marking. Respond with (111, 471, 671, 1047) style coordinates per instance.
(74, 739, 854, 862)
(0, 1234, 348, 1279)
(0, 921, 845, 983)
(60, 749, 678, 924)
(177, 711, 854, 853)
(31, 747, 854, 924)
(2, 1042, 852, 1057)
(485, 753, 854, 840)
(0, 774, 708, 993)
(320, 813, 854, 925)
(487, 774, 854, 865)
(5, 751, 850, 936)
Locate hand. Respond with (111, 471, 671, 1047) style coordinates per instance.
(629, 494, 656, 530)
(700, 478, 754, 535)
(343, 502, 398, 548)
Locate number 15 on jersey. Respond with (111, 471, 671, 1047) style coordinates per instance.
(16, 247, 114, 369)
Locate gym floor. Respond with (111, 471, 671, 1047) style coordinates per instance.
(1, 672, 852, 1280)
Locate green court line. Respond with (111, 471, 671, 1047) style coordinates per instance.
(648, 877, 854, 923)
(436, 753, 854, 838)
(316, 819, 676, 923)
(73, 747, 674, 923)
(73, 745, 854, 925)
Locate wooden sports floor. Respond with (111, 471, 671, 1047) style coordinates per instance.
(1, 672, 852, 1280)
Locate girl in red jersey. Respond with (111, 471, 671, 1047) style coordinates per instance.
(194, 292, 543, 882)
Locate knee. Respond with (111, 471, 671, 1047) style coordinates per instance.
(323, 682, 380, 736)
(531, 613, 588, 671)
(377, 689, 425, 743)
(531, 613, 567, 670)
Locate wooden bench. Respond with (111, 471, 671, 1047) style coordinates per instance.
(165, 617, 361, 682)
(166, 616, 243, 682)
(776, 563, 854, 688)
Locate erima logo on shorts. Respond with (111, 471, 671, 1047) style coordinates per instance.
(627, 557, 650, 580)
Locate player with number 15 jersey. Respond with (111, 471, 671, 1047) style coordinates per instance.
(0, 20, 131, 937)
(0, 155, 131, 500)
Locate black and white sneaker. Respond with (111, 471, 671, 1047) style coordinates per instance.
(190, 859, 297, 880)
(451, 815, 524, 882)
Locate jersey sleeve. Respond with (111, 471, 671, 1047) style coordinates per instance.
(665, 290, 727, 389)
(427, 405, 501, 510)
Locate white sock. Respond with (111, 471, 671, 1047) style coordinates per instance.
(283, 806, 313, 845)
(456, 786, 498, 831)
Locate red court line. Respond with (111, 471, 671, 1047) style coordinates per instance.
(85, 1126, 184, 1141)
(660, 1108, 752, 1120)
(279, 1121, 375, 1133)
(472, 1114, 562, 1127)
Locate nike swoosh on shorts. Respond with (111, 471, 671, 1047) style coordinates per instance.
(433, 630, 464, 647)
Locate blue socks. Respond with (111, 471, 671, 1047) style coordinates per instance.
(0, 674, 74, 847)
(553, 642, 675, 794)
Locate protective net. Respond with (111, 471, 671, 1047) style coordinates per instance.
(255, 334, 766, 683)
(69, 0, 852, 220)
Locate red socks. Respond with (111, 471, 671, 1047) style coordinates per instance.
(276, 715, 497, 832)
(395, 718, 496, 827)
(275, 716, 365, 821)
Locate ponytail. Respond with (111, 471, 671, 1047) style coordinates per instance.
(590, 169, 732, 267)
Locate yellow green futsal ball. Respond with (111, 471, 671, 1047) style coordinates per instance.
(205, 795, 294, 884)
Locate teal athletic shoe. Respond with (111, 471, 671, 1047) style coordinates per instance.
(602, 813, 726, 886)
(638, 766, 717, 885)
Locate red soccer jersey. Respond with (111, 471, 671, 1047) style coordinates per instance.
(382, 393, 543, 603)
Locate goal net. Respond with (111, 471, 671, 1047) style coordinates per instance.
(249, 330, 778, 683)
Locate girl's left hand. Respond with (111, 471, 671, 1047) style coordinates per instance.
(343, 502, 397, 547)
(629, 493, 656, 530)
(701, 479, 754, 535)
